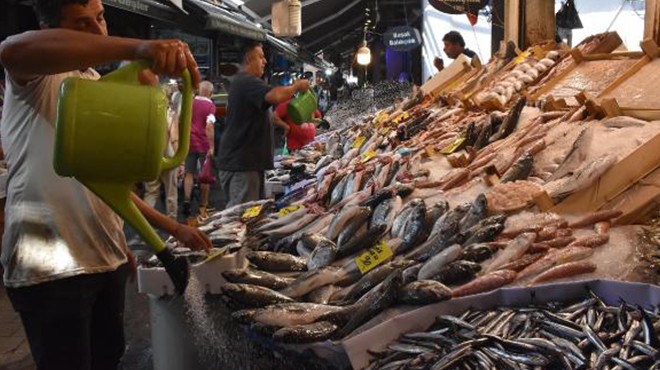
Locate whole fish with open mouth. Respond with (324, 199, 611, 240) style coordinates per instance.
(222, 269, 294, 290)
(336, 224, 387, 258)
(426, 200, 450, 229)
(429, 203, 471, 239)
(405, 219, 459, 262)
(391, 198, 424, 239)
(221, 283, 294, 309)
(433, 260, 482, 286)
(398, 280, 452, 305)
(458, 214, 507, 244)
(400, 200, 428, 252)
(459, 243, 499, 263)
(462, 223, 505, 246)
(231, 302, 345, 327)
(247, 251, 308, 272)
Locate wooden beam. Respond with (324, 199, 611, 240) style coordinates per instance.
(504, 0, 520, 47)
(523, 0, 555, 48)
(645, 0, 660, 45)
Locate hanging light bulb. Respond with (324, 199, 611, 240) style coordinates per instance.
(356, 41, 371, 66)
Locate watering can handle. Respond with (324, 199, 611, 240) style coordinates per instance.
(162, 69, 192, 171)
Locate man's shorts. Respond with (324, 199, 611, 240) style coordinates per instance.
(184, 152, 206, 175)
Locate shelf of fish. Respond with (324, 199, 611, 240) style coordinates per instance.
(343, 280, 660, 370)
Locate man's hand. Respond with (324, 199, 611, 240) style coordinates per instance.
(282, 123, 290, 136)
(207, 148, 214, 158)
(173, 223, 212, 252)
(295, 79, 310, 93)
(126, 249, 138, 283)
(135, 39, 201, 89)
(434, 57, 444, 72)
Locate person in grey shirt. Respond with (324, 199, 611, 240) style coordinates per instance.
(217, 42, 309, 208)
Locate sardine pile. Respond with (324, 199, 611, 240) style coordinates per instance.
(367, 292, 660, 370)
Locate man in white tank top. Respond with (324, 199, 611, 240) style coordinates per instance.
(0, 1, 209, 369)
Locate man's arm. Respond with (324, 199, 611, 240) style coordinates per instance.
(131, 193, 211, 251)
(272, 113, 290, 136)
(264, 79, 309, 105)
(0, 29, 200, 87)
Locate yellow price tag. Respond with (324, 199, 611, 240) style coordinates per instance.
(352, 136, 366, 149)
(440, 137, 466, 155)
(425, 145, 436, 157)
(279, 205, 303, 218)
(242, 206, 262, 219)
(355, 241, 393, 274)
(361, 150, 377, 163)
(375, 112, 389, 124)
(514, 51, 531, 64)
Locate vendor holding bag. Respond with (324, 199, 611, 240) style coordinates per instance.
(273, 97, 322, 152)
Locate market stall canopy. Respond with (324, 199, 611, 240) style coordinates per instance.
(236, 0, 422, 65)
(185, 0, 268, 41)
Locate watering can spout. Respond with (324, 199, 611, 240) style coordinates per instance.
(54, 61, 194, 294)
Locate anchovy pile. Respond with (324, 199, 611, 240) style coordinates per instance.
(367, 292, 660, 370)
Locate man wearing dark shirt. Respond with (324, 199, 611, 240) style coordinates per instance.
(217, 42, 309, 208)
(433, 30, 479, 72)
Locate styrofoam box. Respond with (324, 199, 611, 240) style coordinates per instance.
(137, 248, 248, 297)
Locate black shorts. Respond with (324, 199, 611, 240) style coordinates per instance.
(184, 152, 206, 175)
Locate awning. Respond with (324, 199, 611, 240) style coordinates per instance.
(186, 0, 267, 41)
(102, 0, 184, 23)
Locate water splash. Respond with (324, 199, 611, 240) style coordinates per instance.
(183, 274, 221, 368)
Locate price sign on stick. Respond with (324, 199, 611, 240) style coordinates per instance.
(279, 205, 303, 218)
(242, 206, 262, 219)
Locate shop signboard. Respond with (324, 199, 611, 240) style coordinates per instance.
(383, 26, 422, 52)
(428, 0, 488, 15)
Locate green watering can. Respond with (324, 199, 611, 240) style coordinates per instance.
(54, 60, 193, 294)
(287, 89, 317, 125)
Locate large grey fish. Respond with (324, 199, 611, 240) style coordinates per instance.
(462, 223, 505, 246)
(398, 280, 452, 305)
(484, 232, 537, 273)
(459, 214, 507, 244)
(361, 187, 395, 209)
(336, 259, 416, 305)
(305, 284, 342, 305)
(336, 224, 387, 258)
(308, 238, 339, 270)
(336, 210, 370, 249)
(400, 201, 428, 252)
(426, 200, 450, 231)
(246, 251, 308, 272)
(329, 173, 350, 207)
(433, 260, 482, 286)
(430, 203, 471, 239)
(221, 283, 294, 309)
(332, 269, 404, 339)
(273, 321, 339, 343)
(500, 152, 534, 183)
(325, 206, 371, 241)
(278, 266, 346, 298)
(417, 244, 463, 280)
(260, 213, 318, 238)
(392, 198, 424, 239)
(222, 269, 294, 290)
(314, 155, 334, 173)
(232, 302, 345, 327)
(406, 219, 459, 262)
(459, 194, 488, 232)
(341, 171, 357, 201)
(371, 196, 403, 232)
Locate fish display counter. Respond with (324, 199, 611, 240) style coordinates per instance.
(136, 31, 660, 370)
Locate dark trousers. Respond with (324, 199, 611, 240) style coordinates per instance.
(7, 264, 129, 370)
(218, 170, 265, 209)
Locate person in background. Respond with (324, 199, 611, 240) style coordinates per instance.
(182, 80, 215, 220)
(0, 1, 211, 369)
(143, 84, 179, 219)
(434, 30, 479, 72)
(273, 97, 321, 152)
(217, 42, 309, 209)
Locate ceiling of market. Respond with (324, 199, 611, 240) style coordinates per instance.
(236, 0, 422, 68)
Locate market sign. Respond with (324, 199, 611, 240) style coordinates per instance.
(102, 0, 182, 23)
(428, 0, 489, 15)
(383, 26, 422, 52)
